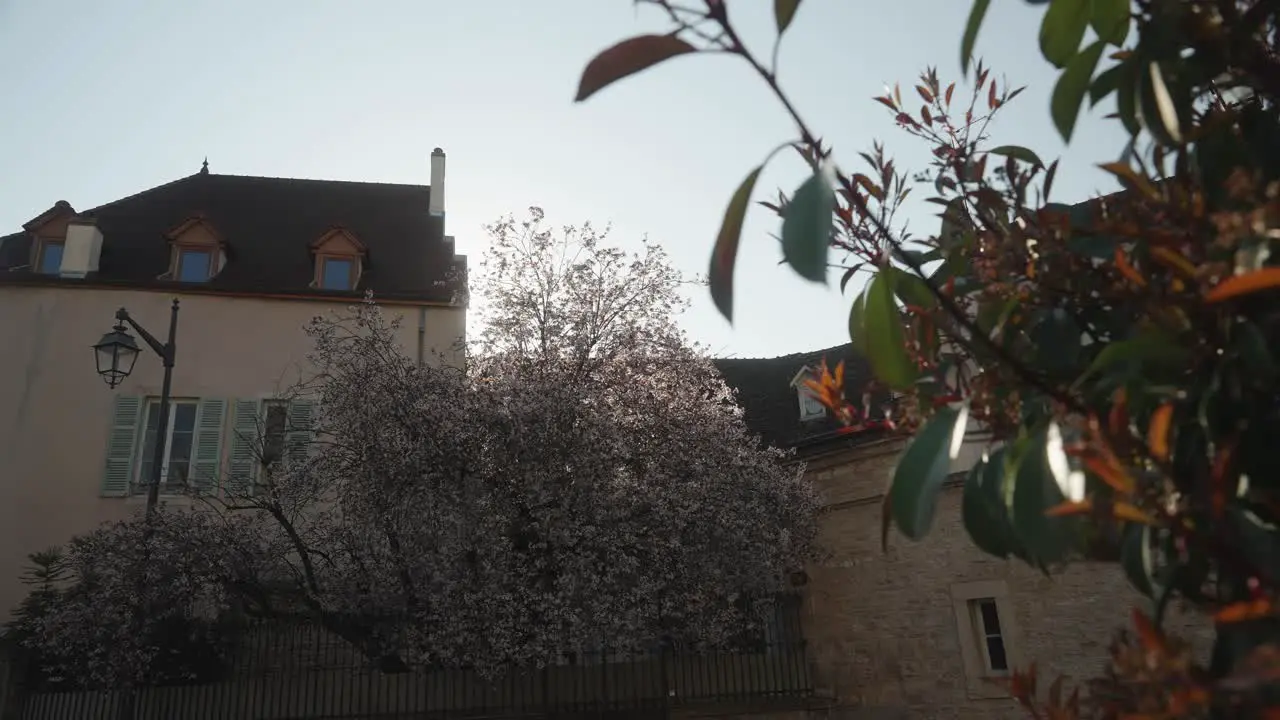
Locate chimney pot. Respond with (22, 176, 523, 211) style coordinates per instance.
(429, 148, 446, 220)
(60, 219, 103, 278)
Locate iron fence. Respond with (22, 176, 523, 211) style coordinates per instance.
(5, 613, 813, 720)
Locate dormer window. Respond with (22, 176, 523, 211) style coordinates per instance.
(177, 248, 213, 282)
(22, 201, 77, 276)
(36, 240, 64, 275)
(310, 228, 366, 292)
(791, 366, 828, 421)
(164, 216, 225, 283)
(320, 257, 355, 290)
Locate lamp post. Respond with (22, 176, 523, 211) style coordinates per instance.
(93, 299, 179, 516)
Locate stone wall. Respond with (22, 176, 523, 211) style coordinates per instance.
(798, 436, 1213, 719)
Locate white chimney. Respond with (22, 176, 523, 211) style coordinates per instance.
(60, 219, 103, 279)
(429, 148, 446, 220)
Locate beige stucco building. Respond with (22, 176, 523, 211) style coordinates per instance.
(0, 152, 466, 619)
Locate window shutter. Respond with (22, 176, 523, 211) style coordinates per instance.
(227, 399, 261, 497)
(285, 399, 317, 467)
(101, 395, 143, 497)
(191, 398, 227, 495)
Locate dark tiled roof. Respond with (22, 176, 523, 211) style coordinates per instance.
(0, 172, 463, 303)
(715, 343, 890, 450)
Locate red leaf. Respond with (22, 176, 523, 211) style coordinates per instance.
(944, 82, 956, 105)
(575, 35, 697, 102)
(987, 79, 997, 110)
(708, 166, 764, 322)
(915, 85, 933, 103)
(873, 95, 897, 112)
(921, 105, 933, 125)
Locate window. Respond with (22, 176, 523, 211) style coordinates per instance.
(971, 598, 1009, 673)
(793, 368, 827, 420)
(36, 240, 64, 275)
(950, 580, 1021, 698)
(137, 399, 199, 491)
(261, 400, 289, 468)
(177, 249, 213, 282)
(320, 257, 355, 290)
(799, 390, 826, 420)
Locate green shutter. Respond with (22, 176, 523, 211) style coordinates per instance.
(101, 395, 143, 497)
(227, 399, 261, 497)
(285, 399, 317, 467)
(191, 398, 227, 495)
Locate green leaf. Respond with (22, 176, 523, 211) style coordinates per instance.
(864, 273, 916, 389)
(1030, 308, 1082, 373)
(1090, 0, 1131, 46)
(773, 0, 802, 34)
(1010, 427, 1074, 565)
(1077, 330, 1187, 385)
(709, 166, 764, 322)
(1088, 63, 1125, 106)
(838, 263, 864, 294)
(1050, 40, 1106, 142)
(1137, 61, 1186, 147)
(1115, 59, 1141, 136)
(575, 35, 698, 102)
(988, 145, 1045, 167)
(1039, 0, 1092, 68)
(1121, 524, 1157, 598)
(937, 197, 972, 249)
(962, 455, 1013, 558)
(888, 267, 937, 310)
(848, 288, 869, 355)
(960, 0, 992, 75)
(890, 405, 970, 540)
(1235, 320, 1276, 380)
(781, 171, 836, 283)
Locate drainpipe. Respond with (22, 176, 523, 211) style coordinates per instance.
(417, 306, 426, 367)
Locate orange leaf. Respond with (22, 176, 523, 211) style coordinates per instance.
(1131, 609, 1165, 653)
(1215, 598, 1274, 623)
(1147, 403, 1174, 462)
(944, 82, 955, 105)
(834, 360, 845, 391)
(1046, 499, 1093, 517)
(1149, 246, 1197, 278)
(1113, 502, 1158, 526)
(1114, 247, 1148, 288)
(852, 173, 884, 201)
(1205, 267, 1280, 304)
(1108, 389, 1128, 437)
(1098, 161, 1159, 199)
(1083, 453, 1136, 496)
(1210, 438, 1237, 519)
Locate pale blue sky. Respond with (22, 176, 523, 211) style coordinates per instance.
(0, 1, 1127, 358)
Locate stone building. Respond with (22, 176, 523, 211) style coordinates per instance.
(716, 343, 1212, 720)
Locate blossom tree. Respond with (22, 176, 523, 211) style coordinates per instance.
(13, 209, 820, 680)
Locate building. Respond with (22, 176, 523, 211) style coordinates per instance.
(0, 151, 467, 619)
(716, 344, 1212, 720)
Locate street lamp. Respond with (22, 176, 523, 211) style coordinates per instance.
(93, 299, 180, 515)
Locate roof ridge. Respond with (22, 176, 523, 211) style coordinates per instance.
(84, 173, 203, 215)
(715, 342, 855, 363)
(205, 173, 428, 189)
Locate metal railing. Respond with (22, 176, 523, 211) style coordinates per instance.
(6, 615, 813, 719)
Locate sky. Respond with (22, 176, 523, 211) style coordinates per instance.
(0, 0, 1130, 359)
